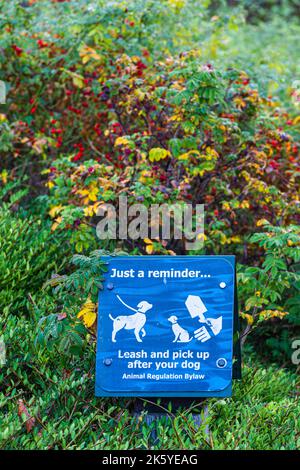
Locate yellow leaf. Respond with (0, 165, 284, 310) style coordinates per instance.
(77, 186, 99, 203)
(79, 45, 102, 64)
(149, 148, 170, 162)
(205, 147, 219, 160)
(234, 96, 246, 109)
(134, 89, 145, 101)
(83, 202, 100, 217)
(115, 136, 130, 146)
(292, 116, 300, 125)
(32, 138, 47, 154)
(146, 244, 154, 254)
(81, 55, 89, 64)
(178, 150, 200, 160)
(51, 216, 62, 232)
(240, 313, 254, 325)
(73, 76, 84, 89)
(0, 170, 8, 184)
(222, 202, 231, 211)
(168, 0, 185, 8)
(61, 68, 85, 89)
(49, 205, 64, 218)
(143, 238, 153, 245)
(256, 219, 269, 227)
(230, 236, 242, 244)
(220, 232, 228, 245)
(240, 200, 250, 209)
(197, 233, 207, 241)
(77, 298, 97, 328)
(89, 187, 99, 202)
(84, 205, 94, 217)
(259, 309, 289, 321)
(169, 114, 181, 121)
(138, 170, 153, 184)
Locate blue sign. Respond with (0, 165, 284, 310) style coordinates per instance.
(95, 256, 236, 397)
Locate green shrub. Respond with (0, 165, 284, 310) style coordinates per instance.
(238, 223, 300, 360)
(1, 307, 298, 449)
(35, 250, 110, 357)
(0, 204, 71, 315)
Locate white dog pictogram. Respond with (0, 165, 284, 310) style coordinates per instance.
(168, 315, 193, 343)
(110, 297, 153, 343)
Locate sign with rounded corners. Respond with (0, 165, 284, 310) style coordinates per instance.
(95, 256, 238, 397)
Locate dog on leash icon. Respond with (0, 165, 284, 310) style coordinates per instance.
(109, 295, 152, 343)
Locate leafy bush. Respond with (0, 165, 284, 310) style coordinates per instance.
(42, 56, 300, 257)
(0, 203, 71, 315)
(36, 250, 109, 356)
(239, 223, 300, 360)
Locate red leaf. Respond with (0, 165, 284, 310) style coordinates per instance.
(18, 399, 36, 433)
(57, 312, 67, 321)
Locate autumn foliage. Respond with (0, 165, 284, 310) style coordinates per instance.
(2, 47, 300, 255)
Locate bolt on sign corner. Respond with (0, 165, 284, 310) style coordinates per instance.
(95, 256, 240, 398)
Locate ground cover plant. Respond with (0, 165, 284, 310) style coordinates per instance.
(0, 0, 299, 450)
(1, 309, 299, 449)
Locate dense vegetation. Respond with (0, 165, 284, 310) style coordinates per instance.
(0, 0, 299, 450)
